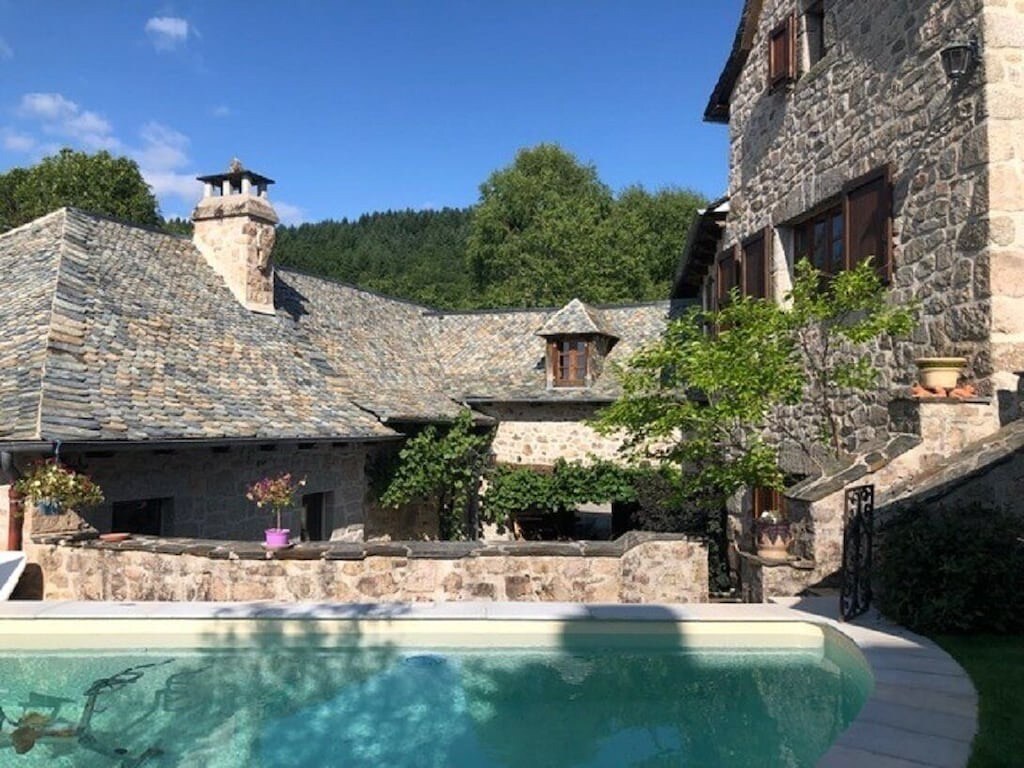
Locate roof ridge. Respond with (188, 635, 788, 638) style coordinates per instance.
(32, 210, 71, 442)
(0, 207, 70, 242)
(275, 265, 439, 313)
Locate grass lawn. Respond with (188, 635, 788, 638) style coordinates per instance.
(934, 635, 1024, 768)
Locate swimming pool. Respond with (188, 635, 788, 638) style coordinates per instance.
(0, 617, 871, 767)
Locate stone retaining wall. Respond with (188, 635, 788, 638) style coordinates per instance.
(24, 532, 708, 604)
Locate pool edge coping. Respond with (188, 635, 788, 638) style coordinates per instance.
(0, 598, 977, 768)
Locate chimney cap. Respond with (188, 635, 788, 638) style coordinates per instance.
(196, 161, 275, 187)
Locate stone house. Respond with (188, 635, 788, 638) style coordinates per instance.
(674, 0, 1024, 596)
(0, 165, 682, 548)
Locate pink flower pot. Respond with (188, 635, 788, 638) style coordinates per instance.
(264, 528, 291, 549)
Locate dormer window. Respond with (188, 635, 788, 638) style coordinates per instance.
(537, 298, 618, 391)
(549, 337, 590, 387)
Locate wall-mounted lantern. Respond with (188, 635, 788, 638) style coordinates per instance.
(940, 35, 980, 83)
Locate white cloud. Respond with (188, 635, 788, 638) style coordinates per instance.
(142, 170, 201, 203)
(6, 92, 305, 221)
(0, 37, 12, 60)
(16, 92, 120, 151)
(273, 200, 306, 226)
(211, 105, 231, 118)
(135, 122, 189, 171)
(145, 16, 190, 50)
(2, 130, 36, 152)
(18, 92, 77, 121)
(131, 122, 201, 207)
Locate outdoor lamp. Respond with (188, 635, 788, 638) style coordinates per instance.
(940, 35, 979, 82)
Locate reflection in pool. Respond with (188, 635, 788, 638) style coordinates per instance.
(0, 625, 871, 767)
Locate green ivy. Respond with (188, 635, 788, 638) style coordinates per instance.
(481, 459, 639, 529)
(379, 409, 492, 540)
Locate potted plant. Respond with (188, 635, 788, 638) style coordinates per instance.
(13, 459, 104, 516)
(914, 356, 968, 391)
(247, 472, 305, 548)
(755, 510, 791, 561)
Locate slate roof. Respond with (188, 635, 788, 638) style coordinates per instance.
(428, 301, 682, 402)
(0, 208, 680, 444)
(535, 298, 616, 338)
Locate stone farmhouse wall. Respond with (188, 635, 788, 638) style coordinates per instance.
(740, 396, 1002, 599)
(724, 0, 993, 448)
(19, 443, 370, 542)
(479, 402, 623, 466)
(24, 533, 709, 604)
(983, 2, 1024, 376)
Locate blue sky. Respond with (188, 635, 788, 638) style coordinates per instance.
(0, 1, 742, 224)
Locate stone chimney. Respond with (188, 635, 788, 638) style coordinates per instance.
(192, 159, 278, 314)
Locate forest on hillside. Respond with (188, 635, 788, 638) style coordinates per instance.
(274, 207, 475, 309)
(274, 145, 706, 309)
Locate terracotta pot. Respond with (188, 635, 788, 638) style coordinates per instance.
(915, 357, 967, 390)
(756, 522, 792, 560)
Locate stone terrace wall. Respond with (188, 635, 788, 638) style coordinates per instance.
(25, 532, 708, 604)
(479, 402, 623, 466)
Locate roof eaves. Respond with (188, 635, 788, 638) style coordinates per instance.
(704, 0, 764, 123)
(672, 198, 729, 299)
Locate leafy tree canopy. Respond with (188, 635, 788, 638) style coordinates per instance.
(0, 148, 161, 233)
(468, 143, 705, 308)
(595, 260, 917, 501)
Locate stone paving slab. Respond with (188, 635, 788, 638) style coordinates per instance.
(0, 597, 977, 767)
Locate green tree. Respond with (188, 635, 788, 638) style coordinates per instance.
(379, 410, 492, 540)
(468, 144, 629, 307)
(595, 260, 916, 501)
(606, 185, 706, 296)
(0, 148, 161, 233)
(162, 217, 193, 237)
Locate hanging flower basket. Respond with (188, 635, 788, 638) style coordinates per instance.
(13, 460, 104, 516)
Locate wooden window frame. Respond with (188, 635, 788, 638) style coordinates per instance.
(768, 14, 797, 90)
(753, 486, 785, 519)
(804, 1, 827, 68)
(741, 229, 772, 300)
(790, 165, 893, 283)
(793, 202, 844, 283)
(844, 165, 893, 283)
(549, 337, 590, 388)
(715, 248, 740, 310)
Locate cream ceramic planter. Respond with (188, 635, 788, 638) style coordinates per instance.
(915, 357, 967, 390)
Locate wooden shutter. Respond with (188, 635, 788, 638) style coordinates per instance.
(742, 232, 768, 299)
(846, 167, 892, 281)
(716, 250, 739, 308)
(768, 15, 796, 89)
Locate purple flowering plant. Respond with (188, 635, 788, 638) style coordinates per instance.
(246, 472, 306, 531)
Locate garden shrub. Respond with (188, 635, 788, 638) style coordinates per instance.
(877, 503, 1024, 634)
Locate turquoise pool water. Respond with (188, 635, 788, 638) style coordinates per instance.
(0, 631, 871, 767)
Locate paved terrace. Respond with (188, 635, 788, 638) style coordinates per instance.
(0, 598, 976, 767)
